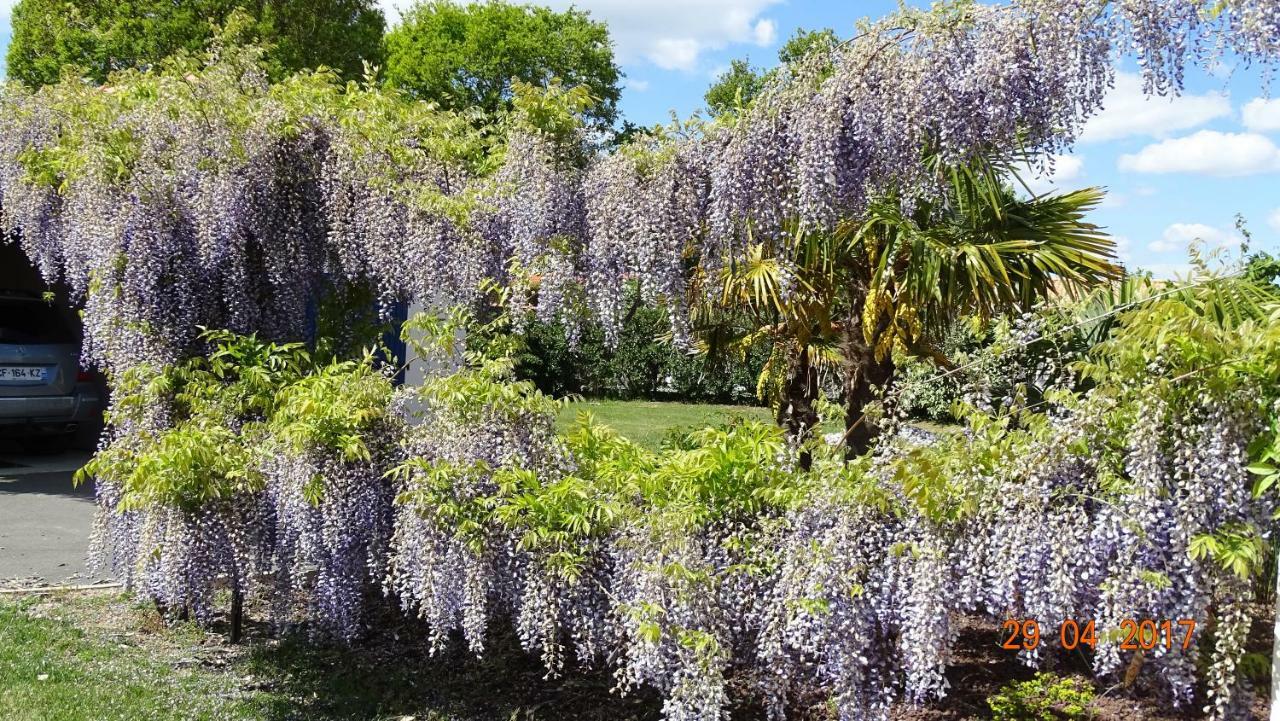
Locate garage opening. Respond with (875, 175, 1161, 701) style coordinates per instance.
(0, 242, 105, 451)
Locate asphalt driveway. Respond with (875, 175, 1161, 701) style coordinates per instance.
(0, 444, 103, 584)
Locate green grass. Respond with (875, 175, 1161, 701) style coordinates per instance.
(555, 399, 958, 450)
(556, 399, 773, 450)
(0, 592, 661, 721)
(0, 594, 261, 721)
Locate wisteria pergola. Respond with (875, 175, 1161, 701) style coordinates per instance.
(1, 2, 1278, 719)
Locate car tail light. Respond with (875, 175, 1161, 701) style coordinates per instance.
(77, 370, 93, 382)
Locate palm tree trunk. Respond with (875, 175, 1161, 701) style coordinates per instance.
(840, 283, 896, 459)
(776, 345, 820, 471)
(842, 341, 895, 459)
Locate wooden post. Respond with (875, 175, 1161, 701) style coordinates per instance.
(1271, 558, 1279, 721)
(229, 580, 244, 644)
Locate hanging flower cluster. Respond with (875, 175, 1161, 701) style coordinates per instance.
(570, 0, 1280, 343)
(372, 290, 1280, 721)
(3, 2, 1275, 375)
(1, 3, 1277, 719)
(80, 331, 399, 640)
(0, 44, 495, 377)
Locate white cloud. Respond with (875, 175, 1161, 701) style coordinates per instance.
(753, 19, 776, 46)
(1012, 154, 1084, 195)
(542, 0, 782, 72)
(649, 38, 701, 71)
(1081, 71, 1231, 143)
(378, 0, 404, 25)
(1243, 97, 1280, 133)
(1118, 131, 1280, 177)
(1269, 208, 1280, 233)
(625, 78, 650, 92)
(1113, 235, 1133, 262)
(1148, 223, 1242, 253)
(1140, 262, 1194, 280)
(1099, 193, 1128, 209)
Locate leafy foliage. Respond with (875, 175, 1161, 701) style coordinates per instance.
(384, 0, 622, 129)
(690, 153, 1119, 456)
(5, 0, 386, 87)
(79, 329, 397, 637)
(80, 329, 311, 509)
(704, 59, 767, 118)
(509, 291, 767, 403)
(704, 28, 839, 116)
(987, 673, 1096, 721)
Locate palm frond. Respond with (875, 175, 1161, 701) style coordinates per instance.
(873, 177, 1122, 338)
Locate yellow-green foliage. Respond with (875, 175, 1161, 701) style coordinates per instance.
(988, 673, 1096, 721)
(269, 358, 393, 463)
(79, 329, 392, 511)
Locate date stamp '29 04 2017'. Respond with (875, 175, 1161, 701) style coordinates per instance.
(1000, 618, 1197, 652)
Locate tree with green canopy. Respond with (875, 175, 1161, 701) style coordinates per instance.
(704, 59, 766, 118)
(383, 1, 622, 129)
(704, 28, 838, 116)
(5, 0, 386, 87)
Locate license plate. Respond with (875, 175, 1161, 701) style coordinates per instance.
(0, 366, 49, 383)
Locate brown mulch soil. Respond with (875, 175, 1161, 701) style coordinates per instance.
(881, 612, 1271, 721)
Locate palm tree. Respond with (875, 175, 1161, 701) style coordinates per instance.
(693, 152, 1123, 464)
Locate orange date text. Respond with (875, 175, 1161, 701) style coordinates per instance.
(999, 618, 1195, 652)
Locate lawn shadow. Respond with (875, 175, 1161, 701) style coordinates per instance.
(240, 606, 665, 721)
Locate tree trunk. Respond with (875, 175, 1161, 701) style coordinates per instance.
(840, 300, 897, 459)
(839, 273, 899, 459)
(1271, 552, 1280, 721)
(777, 345, 820, 471)
(842, 346, 895, 459)
(229, 579, 244, 644)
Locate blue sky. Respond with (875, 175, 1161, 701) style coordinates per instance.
(3, 0, 1278, 277)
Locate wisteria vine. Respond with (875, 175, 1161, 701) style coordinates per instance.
(375, 291, 1280, 721)
(1, 2, 1277, 720)
(3, 2, 1275, 371)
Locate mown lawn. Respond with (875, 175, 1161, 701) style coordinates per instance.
(554, 399, 958, 450)
(0, 594, 261, 721)
(555, 399, 773, 450)
(0, 592, 660, 721)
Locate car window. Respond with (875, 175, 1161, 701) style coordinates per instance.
(0, 297, 75, 344)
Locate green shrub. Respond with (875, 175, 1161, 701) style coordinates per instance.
(895, 316, 988, 422)
(1237, 652, 1270, 685)
(507, 293, 767, 404)
(987, 673, 1096, 721)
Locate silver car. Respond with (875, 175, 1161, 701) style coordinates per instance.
(0, 291, 102, 450)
